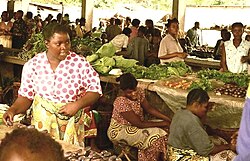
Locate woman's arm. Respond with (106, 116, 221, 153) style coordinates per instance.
(141, 98, 171, 122)
(3, 96, 32, 126)
(220, 44, 228, 72)
(120, 110, 170, 128)
(210, 143, 235, 155)
(158, 52, 188, 60)
(59, 92, 100, 117)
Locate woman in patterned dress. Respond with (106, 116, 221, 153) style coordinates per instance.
(2, 23, 102, 146)
(107, 73, 171, 161)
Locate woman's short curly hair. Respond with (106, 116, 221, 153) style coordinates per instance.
(0, 128, 65, 161)
(116, 73, 138, 90)
(42, 23, 71, 41)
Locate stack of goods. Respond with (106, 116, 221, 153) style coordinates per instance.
(65, 148, 121, 161)
(214, 84, 247, 98)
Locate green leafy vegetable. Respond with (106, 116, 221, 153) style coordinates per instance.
(86, 53, 99, 63)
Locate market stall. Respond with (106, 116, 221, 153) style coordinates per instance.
(0, 54, 246, 130)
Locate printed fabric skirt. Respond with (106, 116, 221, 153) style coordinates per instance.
(107, 118, 168, 161)
(167, 136, 236, 161)
(30, 95, 96, 146)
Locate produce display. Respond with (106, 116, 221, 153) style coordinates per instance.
(64, 148, 121, 161)
(214, 83, 247, 98)
(18, 33, 102, 61)
(18, 33, 46, 61)
(122, 62, 192, 80)
(197, 69, 249, 87)
(163, 78, 193, 90)
(10, 32, 250, 100)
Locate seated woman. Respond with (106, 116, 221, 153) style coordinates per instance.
(167, 88, 236, 161)
(107, 73, 171, 161)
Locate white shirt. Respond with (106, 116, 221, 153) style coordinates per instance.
(111, 34, 129, 52)
(224, 39, 250, 73)
(158, 34, 183, 64)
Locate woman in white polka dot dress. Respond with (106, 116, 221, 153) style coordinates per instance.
(2, 23, 102, 146)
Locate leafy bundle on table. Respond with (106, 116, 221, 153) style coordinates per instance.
(122, 62, 192, 80)
(197, 69, 249, 87)
(18, 33, 46, 61)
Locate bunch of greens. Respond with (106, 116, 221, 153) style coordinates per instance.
(71, 37, 102, 56)
(89, 55, 138, 75)
(197, 69, 249, 87)
(18, 33, 46, 61)
(112, 56, 138, 68)
(122, 62, 192, 80)
(92, 56, 116, 74)
(189, 76, 213, 91)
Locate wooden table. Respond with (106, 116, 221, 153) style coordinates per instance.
(184, 57, 220, 70)
(100, 76, 244, 129)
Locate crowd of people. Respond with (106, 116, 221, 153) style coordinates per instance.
(1, 8, 250, 161)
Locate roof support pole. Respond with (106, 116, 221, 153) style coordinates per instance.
(81, 0, 93, 31)
(172, 0, 186, 32)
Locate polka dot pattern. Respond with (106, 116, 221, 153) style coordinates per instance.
(18, 52, 102, 102)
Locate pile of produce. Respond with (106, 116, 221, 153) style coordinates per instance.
(65, 148, 121, 161)
(18, 33, 46, 61)
(188, 75, 213, 91)
(87, 54, 138, 75)
(18, 33, 102, 61)
(71, 37, 102, 56)
(163, 79, 193, 90)
(122, 62, 192, 80)
(197, 69, 249, 87)
(214, 84, 247, 98)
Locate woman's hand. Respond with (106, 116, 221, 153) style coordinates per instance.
(229, 143, 236, 152)
(230, 131, 238, 147)
(58, 102, 81, 117)
(241, 56, 249, 63)
(2, 109, 15, 126)
(160, 120, 171, 128)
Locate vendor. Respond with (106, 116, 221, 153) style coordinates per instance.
(220, 22, 250, 73)
(0, 11, 13, 48)
(158, 18, 188, 64)
(186, 21, 200, 48)
(213, 29, 231, 59)
(107, 73, 171, 161)
(167, 88, 236, 160)
(2, 23, 102, 146)
(96, 27, 132, 57)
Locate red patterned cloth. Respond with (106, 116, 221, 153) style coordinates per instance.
(18, 51, 102, 103)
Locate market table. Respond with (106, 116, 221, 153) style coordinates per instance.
(100, 75, 244, 129)
(0, 55, 244, 130)
(184, 57, 221, 70)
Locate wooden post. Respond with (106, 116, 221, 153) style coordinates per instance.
(172, 0, 186, 32)
(7, 0, 15, 19)
(81, 0, 93, 32)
